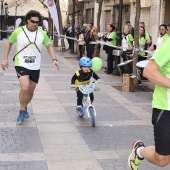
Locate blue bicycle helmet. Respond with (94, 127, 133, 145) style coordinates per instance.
(79, 57, 92, 67)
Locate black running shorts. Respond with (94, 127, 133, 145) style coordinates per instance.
(15, 66, 40, 84)
(152, 108, 170, 155)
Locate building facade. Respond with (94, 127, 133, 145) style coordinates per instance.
(1, 0, 67, 32)
(68, 0, 170, 44)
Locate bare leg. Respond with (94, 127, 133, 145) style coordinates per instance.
(140, 146, 170, 167)
(18, 76, 36, 110)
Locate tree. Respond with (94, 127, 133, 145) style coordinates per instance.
(93, 0, 103, 57)
(132, 0, 141, 88)
(55, 0, 65, 51)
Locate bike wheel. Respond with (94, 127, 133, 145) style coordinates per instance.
(89, 107, 95, 127)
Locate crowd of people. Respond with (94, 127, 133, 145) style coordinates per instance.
(63, 21, 170, 76)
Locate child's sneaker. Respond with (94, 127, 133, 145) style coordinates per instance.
(76, 106, 83, 118)
(17, 110, 25, 124)
(81, 106, 86, 116)
(24, 107, 29, 118)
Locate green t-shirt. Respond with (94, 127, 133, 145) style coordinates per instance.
(109, 31, 117, 46)
(151, 37, 170, 110)
(145, 31, 150, 40)
(139, 37, 146, 56)
(9, 25, 50, 70)
(127, 34, 134, 46)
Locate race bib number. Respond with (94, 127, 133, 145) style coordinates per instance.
(23, 56, 36, 65)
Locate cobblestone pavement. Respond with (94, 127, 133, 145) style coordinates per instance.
(0, 39, 170, 170)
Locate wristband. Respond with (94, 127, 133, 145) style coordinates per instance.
(52, 59, 57, 61)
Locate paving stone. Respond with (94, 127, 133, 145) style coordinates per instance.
(0, 127, 43, 153)
(0, 161, 47, 170)
(0, 39, 168, 170)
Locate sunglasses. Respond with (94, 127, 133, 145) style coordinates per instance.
(30, 20, 39, 24)
(159, 28, 165, 31)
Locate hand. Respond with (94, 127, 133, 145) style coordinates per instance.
(103, 33, 106, 37)
(70, 84, 75, 88)
(96, 79, 103, 83)
(1, 60, 8, 71)
(53, 60, 60, 71)
(131, 53, 134, 58)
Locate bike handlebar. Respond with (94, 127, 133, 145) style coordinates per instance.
(70, 80, 103, 89)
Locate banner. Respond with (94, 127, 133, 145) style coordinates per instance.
(45, 0, 60, 37)
(15, 18, 22, 29)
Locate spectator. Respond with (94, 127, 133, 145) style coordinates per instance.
(76, 27, 85, 59)
(139, 21, 152, 49)
(66, 23, 72, 50)
(137, 26, 147, 62)
(77, 21, 82, 29)
(126, 21, 134, 38)
(166, 24, 170, 36)
(103, 23, 117, 74)
(84, 24, 93, 59)
(121, 25, 134, 61)
(148, 24, 169, 52)
(90, 26, 100, 57)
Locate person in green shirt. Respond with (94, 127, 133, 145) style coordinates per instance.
(139, 21, 151, 47)
(1, 10, 60, 124)
(138, 26, 147, 61)
(103, 23, 117, 74)
(128, 37, 170, 169)
(121, 24, 134, 61)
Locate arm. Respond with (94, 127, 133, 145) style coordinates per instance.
(143, 60, 170, 88)
(1, 41, 13, 71)
(70, 73, 77, 88)
(145, 32, 151, 44)
(128, 34, 134, 50)
(92, 71, 100, 80)
(45, 45, 60, 71)
(103, 33, 113, 42)
(147, 45, 156, 51)
(71, 73, 77, 84)
(139, 37, 146, 50)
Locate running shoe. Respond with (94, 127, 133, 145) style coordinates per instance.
(17, 110, 25, 124)
(128, 139, 145, 170)
(24, 107, 29, 118)
(76, 106, 83, 118)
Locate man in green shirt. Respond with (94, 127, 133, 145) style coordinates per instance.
(128, 36, 170, 169)
(1, 10, 60, 124)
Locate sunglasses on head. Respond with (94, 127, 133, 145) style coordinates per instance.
(30, 20, 39, 24)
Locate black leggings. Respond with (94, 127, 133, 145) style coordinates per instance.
(107, 47, 115, 73)
(76, 90, 94, 106)
(79, 45, 83, 58)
